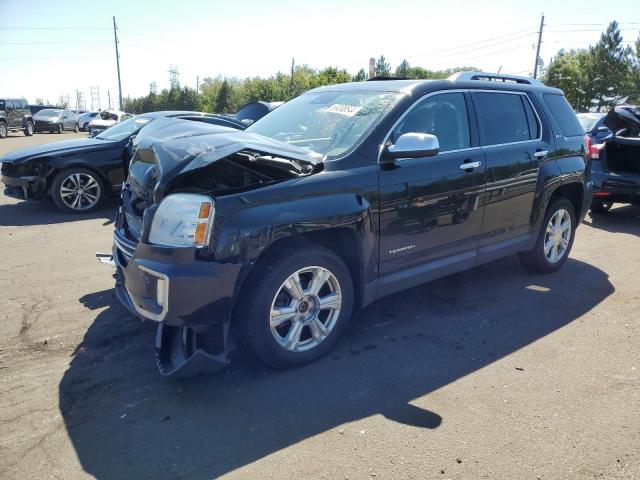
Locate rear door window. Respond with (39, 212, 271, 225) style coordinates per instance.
(542, 94, 583, 137)
(472, 92, 535, 145)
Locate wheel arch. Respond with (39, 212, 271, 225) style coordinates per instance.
(46, 162, 113, 195)
(549, 181, 584, 220)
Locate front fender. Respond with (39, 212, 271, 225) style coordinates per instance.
(214, 192, 374, 262)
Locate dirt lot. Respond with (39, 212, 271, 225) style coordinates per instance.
(0, 133, 639, 480)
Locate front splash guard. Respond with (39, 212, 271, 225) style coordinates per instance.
(155, 323, 230, 378)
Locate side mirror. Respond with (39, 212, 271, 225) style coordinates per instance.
(596, 126, 609, 133)
(383, 132, 440, 161)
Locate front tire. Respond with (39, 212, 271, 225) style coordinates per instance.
(51, 168, 103, 213)
(235, 242, 354, 369)
(57, 124, 63, 134)
(590, 199, 613, 214)
(0, 122, 7, 139)
(74, 123, 79, 133)
(519, 197, 576, 273)
(24, 121, 34, 136)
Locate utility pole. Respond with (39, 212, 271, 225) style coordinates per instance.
(533, 13, 545, 79)
(113, 16, 123, 111)
(290, 58, 295, 96)
(107, 90, 112, 109)
(196, 76, 200, 94)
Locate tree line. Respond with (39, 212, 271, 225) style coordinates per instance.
(543, 21, 640, 111)
(123, 20, 639, 115)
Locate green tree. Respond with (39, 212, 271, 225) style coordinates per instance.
(395, 59, 411, 78)
(353, 68, 367, 82)
(375, 55, 391, 77)
(215, 80, 233, 113)
(545, 49, 592, 111)
(587, 21, 633, 108)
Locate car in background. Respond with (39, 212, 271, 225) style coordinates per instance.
(234, 100, 283, 126)
(29, 104, 59, 115)
(587, 106, 640, 213)
(0, 98, 34, 138)
(577, 112, 611, 144)
(77, 111, 99, 131)
(33, 109, 79, 134)
(1, 111, 251, 213)
(88, 110, 132, 137)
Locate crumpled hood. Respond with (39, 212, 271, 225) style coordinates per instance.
(604, 106, 640, 137)
(1, 137, 119, 164)
(129, 117, 323, 201)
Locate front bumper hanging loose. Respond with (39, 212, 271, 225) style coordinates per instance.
(96, 237, 242, 377)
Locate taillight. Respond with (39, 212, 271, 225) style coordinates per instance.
(585, 135, 604, 160)
(589, 143, 604, 160)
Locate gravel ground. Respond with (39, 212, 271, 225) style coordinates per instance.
(0, 133, 639, 480)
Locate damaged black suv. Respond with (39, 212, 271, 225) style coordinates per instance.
(106, 72, 592, 377)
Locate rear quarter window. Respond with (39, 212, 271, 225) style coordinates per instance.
(542, 94, 584, 137)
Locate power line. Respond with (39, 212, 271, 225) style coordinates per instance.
(0, 56, 111, 61)
(405, 28, 538, 60)
(0, 41, 110, 45)
(0, 26, 109, 30)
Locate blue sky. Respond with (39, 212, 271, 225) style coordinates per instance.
(1, 0, 639, 108)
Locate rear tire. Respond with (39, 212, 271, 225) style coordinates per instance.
(519, 197, 576, 274)
(235, 242, 354, 369)
(74, 123, 79, 133)
(590, 199, 613, 214)
(24, 121, 34, 136)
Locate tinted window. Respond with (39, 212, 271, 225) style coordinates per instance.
(394, 92, 470, 152)
(522, 96, 540, 139)
(543, 94, 583, 137)
(6, 100, 15, 110)
(473, 92, 534, 145)
(0, 100, 5, 110)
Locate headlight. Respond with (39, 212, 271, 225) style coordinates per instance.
(148, 193, 214, 248)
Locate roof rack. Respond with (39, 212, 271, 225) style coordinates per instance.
(448, 71, 543, 86)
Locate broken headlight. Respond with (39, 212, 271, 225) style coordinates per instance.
(148, 193, 214, 248)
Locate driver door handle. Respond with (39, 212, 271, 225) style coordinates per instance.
(459, 161, 481, 170)
(534, 150, 549, 158)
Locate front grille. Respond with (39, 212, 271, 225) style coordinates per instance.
(125, 212, 143, 240)
(114, 229, 138, 263)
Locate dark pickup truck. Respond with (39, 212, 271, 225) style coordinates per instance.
(105, 72, 592, 377)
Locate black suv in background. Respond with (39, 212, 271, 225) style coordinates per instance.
(0, 98, 34, 138)
(106, 72, 592, 377)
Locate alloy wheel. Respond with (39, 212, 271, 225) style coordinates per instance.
(59, 173, 101, 211)
(26, 122, 33, 135)
(0, 123, 7, 138)
(544, 208, 572, 263)
(270, 266, 342, 352)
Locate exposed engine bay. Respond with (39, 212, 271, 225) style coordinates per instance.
(167, 150, 317, 196)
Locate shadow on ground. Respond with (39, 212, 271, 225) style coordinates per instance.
(583, 204, 640, 236)
(61, 256, 613, 479)
(0, 197, 118, 227)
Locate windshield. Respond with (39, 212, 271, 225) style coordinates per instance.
(247, 91, 403, 158)
(35, 109, 62, 118)
(577, 114, 603, 132)
(96, 116, 151, 141)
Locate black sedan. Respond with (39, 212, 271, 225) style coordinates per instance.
(1, 111, 248, 213)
